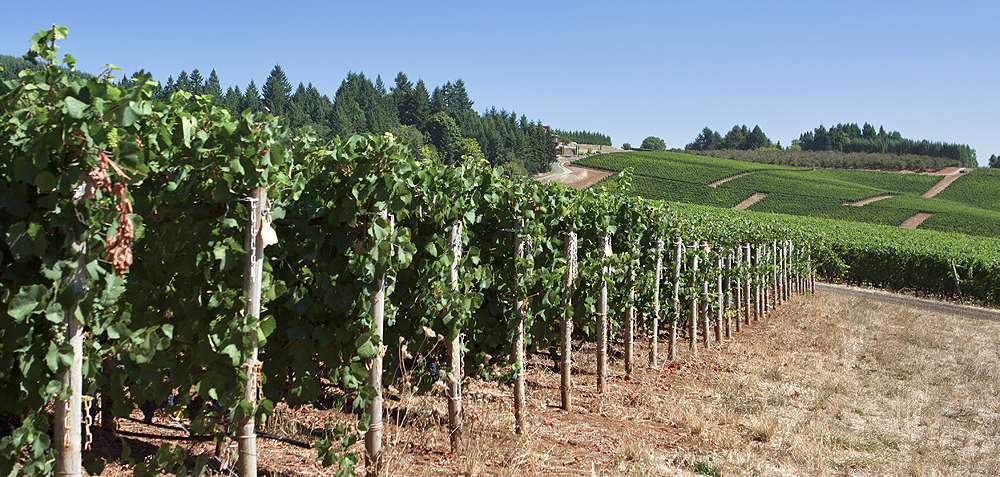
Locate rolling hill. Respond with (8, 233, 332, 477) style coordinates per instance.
(575, 151, 1000, 239)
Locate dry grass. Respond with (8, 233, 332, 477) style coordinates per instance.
(94, 289, 1000, 476)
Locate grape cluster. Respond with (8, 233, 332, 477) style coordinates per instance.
(0, 414, 22, 439)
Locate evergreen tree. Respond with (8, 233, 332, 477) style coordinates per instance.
(746, 125, 771, 150)
(244, 79, 263, 113)
(287, 83, 309, 129)
(862, 122, 877, 139)
(686, 127, 722, 150)
(176, 70, 191, 93)
(189, 69, 204, 95)
(410, 80, 431, 130)
(159, 75, 175, 101)
(723, 125, 747, 150)
(203, 70, 223, 103)
(221, 85, 241, 113)
(813, 125, 831, 150)
(990, 154, 1000, 168)
(262, 64, 292, 117)
(447, 79, 474, 116)
(391, 72, 414, 124)
(430, 86, 446, 115)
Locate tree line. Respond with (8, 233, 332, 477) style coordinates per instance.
(684, 121, 977, 169)
(7, 49, 572, 175)
(685, 125, 777, 151)
(110, 66, 561, 175)
(795, 123, 976, 168)
(551, 129, 611, 146)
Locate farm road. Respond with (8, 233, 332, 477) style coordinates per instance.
(537, 157, 613, 189)
(816, 283, 1000, 322)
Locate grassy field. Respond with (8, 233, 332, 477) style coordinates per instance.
(577, 151, 1000, 238)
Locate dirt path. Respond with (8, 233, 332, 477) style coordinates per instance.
(843, 194, 896, 206)
(900, 212, 933, 228)
(733, 192, 768, 210)
(707, 171, 757, 188)
(922, 172, 961, 198)
(817, 282, 1000, 321)
(537, 158, 613, 189)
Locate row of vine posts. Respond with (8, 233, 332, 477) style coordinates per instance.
(357, 206, 816, 475)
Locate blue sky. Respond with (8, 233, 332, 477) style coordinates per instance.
(5, 1, 998, 164)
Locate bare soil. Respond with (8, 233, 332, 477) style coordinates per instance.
(733, 193, 768, 210)
(922, 173, 961, 198)
(708, 172, 757, 188)
(537, 159, 614, 189)
(900, 213, 934, 229)
(843, 195, 896, 207)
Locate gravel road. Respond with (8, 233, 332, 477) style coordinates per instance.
(816, 283, 1000, 322)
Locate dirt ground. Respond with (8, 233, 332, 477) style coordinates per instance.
(88, 284, 1000, 477)
(554, 164, 614, 189)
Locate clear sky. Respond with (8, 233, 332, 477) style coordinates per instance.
(4, 1, 998, 165)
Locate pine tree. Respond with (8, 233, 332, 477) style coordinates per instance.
(203, 70, 223, 103)
(814, 125, 831, 150)
(224, 85, 243, 114)
(746, 125, 771, 150)
(158, 75, 175, 101)
(448, 79, 474, 116)
(189, 69, 204, 95)
(244, 79, 263, 113)
(411, 80, 431, 130)
(391, 72, 414, 125)
(176, 70, 191, 93)
(862, 122, 877, 139)
(723, 125, 747, 150)
(430, 86, 446, 115)
(262, 65, 292, 117)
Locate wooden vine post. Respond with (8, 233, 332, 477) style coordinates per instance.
(724, 248, 733, 338)
(765, 244, 771, 312)
(807, 247, 816, 295)
(364, 210, 392, 476)
(54, 242, 86, 477)
(801, 244, 807, 295)
(715, 251, 724, 342)
(447, 220, 463, 451)
(743, 244, 752, 327)
(669, 240, 683, 361)
(791, 242, 798, 295)
(783, 241, 789, 302)
(561, 228, 577, 411)
(777, 241, 784, 304)
(754, 245, 763, 322)
(649, 238, 664, 367)
(597, 232, 611, 393)
(701, 243, 712, 349)
(689, 241, 700, 354)
(514, 220, 527, 434)
(801, 243, 807, 295)
(625, 238, 638, 378)
(734, 245, 743, 333)
(239, 187, 268, 477)
(772, 241, 779, 309)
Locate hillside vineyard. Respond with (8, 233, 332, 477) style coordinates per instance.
(0, 27, 830, 477)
